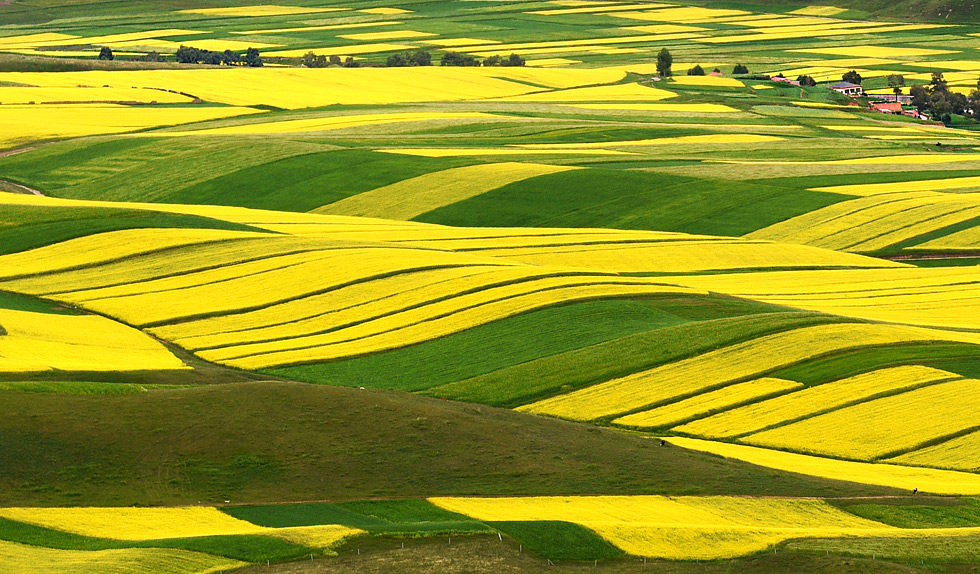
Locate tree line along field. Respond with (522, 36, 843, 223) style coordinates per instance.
(3, 0, 980, 573)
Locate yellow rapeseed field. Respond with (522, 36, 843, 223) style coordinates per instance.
(485, 83, 677, 102)
(0, 507, 270, 540)
(154, 266, 534, 347)
(0, 67, 627, 110)
(0, 228, 264, 281)
(746, 377, 980, 460)
(914, 226, 980, 250)
(810, 175, 980, 195)
(178, 5, 344, 16)
(376, 147, 631, 156)
(746, 191, 980, 252)
(517, 323, 977, 421)
(670, 75, 745, 87)
(0, 86, 193, 104)
(613, 378, 802, 428)
(675, 366, 959, 438)
(314, 162, 579, 220)
(263, 43, 416, 58)
(720, 154, 980, 165)
(429, 495, 890, 559)
(204, 281, 699, 368)
(359, 7, 413, 14)
(519, 134, 783, 147)
(667, 437, 980, 495)
(0, 308, 187, 373)
(465, 239, 899, 273)
(790, 5, 848, 16)
(664, 267, 980, 330)
(890, 430, 980, 472)
(0, 104, 263, 148)
(698, 24, 940, 44)
(0, 540, 244, 574)
(565, 103, 738, 112)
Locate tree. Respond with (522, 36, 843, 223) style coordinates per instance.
(222, 50, 240, 65)
(343, 56, 358, 68)
(175, 45, 201, 64)
(329, 55, 341, 66)
(687, 64, 704, 76)
(139, 51, 163, 62)
(505, 53, 525, 67)
(483, 55, 501, 67)
(244, 47, 262, 67)
(733, 63, 748, 74)
(797, 75, 816, 87)
(656, 48, 672, 77)
(440, 51, 480, 66)
(887, 74, 905, 96)
(931, 71, 948, 93)
(409, 49, 432, 66)
(910, 84, 931, 111)
(842, 70, 862, 84)
(98, 47, 113, 60)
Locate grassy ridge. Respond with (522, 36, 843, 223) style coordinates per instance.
(0, 381, 899, 507)
(490, 521, 625, 561)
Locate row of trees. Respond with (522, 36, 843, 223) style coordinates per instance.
(382, 49, 525, 67)
(654, 49, 747, 77)
(302, 52, 358, 68)
(175, 45, 263, 66)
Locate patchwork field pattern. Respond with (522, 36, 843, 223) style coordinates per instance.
(4, 0, 980, 569)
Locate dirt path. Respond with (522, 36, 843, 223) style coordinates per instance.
(0, 179, 43, 196)
(0, 146, 34, 159)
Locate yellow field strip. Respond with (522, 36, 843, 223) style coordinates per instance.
(667, 437, 980, 495)
(263, 43, 415, 58)
(202, 280, 699, 368)
(155, 265, 526, 348)
(0, 67, 627, 109)
(314, 162, 578, 220)
(178, 5, 345, 16)
(231, 22, 404, 35)
(0, 506, 363, 548)
(518, 134, 782, 147)
(465, 239, 900, 273)
(517, 323, 974, 422)
(0, 539, 245, 574)
(0, 86, 193, 105)
(671, 75, 744, 87)
(745, 377, 980, 460)
(891, 429, 980, 472)
(375, 147, 632, 156)
(717, 154, 980, 166)
(0, 237, 346, 296)
(610, 6, 750, 22)
(664, 266, 980, 330)
(675, 366, 960, 439)
(60, 247, 516, 326)
(747, 191, 980, 252)
(430, 495, 898, 560)
(481, 82, 677, 102)
(0, 228, 265, 280)
(567, 103, 738, 112)
(0, 308, 187, 373)
(141, 112, 502, 136)
(457, 33, 706, 54)
(0, 104, 263, 148)
(527, 3, 669, 15)
(913, 226, 980, 250)
(613, 378, 803, 428)
(811, 175, 980, 196)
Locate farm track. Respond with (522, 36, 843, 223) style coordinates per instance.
(0, 180, 42, 196)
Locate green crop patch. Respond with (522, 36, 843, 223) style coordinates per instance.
(490, 521, 625, 561)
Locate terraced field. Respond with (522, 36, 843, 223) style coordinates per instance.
(3, 0, 980, 572)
